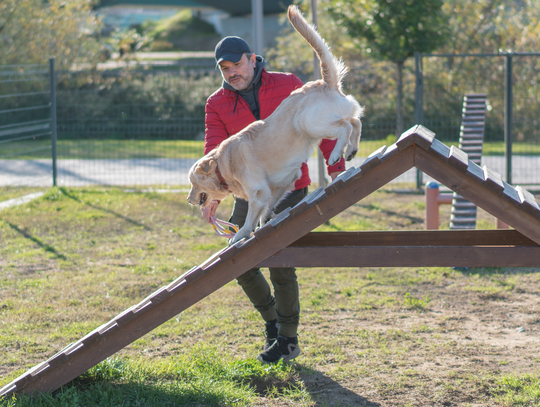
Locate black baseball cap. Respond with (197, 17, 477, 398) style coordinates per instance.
(215, 36, 252, 64)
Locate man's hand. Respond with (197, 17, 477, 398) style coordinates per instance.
(201, 200, 219, 223)
(329, 171, 342, 181)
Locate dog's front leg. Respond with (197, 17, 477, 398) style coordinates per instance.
(329, 121, 354, 165)
(345, 117, 362, 161)
(230, 188, 270, 244)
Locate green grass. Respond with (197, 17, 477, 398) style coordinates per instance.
(4, 138, 540, 160)
(0, 185, 539, 406)
(3, 140, 205, 160)
(1, 348, 302, 407)
(493, 373, 540, 405)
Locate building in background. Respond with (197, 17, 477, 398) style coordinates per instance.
(96, 0, 294, 51)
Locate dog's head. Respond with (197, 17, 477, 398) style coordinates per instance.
(187, 156, 230, 207)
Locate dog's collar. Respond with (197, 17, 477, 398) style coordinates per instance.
(215, 165, 229, 190)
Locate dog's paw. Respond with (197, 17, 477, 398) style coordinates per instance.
(230, 228, 252, 245)
(345, 149, 358, 161)
(229, 235, 244, 245)
(329, 152, 343, 166)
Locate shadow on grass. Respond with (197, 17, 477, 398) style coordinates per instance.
(1, 381, 241, 407)
(455, 267, 540, 277)
(296, 365, 379, 407)
(60, 188, 152, 231)
(1, 220, 67, 260)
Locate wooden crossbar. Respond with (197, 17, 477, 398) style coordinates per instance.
(287, 230, 539, 247)
(259, 230, 540, 268)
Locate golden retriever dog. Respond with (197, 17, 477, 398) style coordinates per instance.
(187, 5, 363, 244)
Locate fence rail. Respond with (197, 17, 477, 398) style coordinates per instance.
(0, 60, 56, 189)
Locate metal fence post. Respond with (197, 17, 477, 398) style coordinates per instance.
(49, 58, 58, 187)
(251, 0, 264, 55)
(504, 53, 513, 185)
(414, 52, 424, 189)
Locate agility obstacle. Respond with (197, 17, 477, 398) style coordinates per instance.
(2, 124, 539, 398)
(449, 93, 487, 229)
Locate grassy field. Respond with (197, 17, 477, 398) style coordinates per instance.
(0, 185, 539, 406)
(3, 139, 540, 160)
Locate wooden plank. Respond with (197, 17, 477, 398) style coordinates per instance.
(324, 176, 346, 196)
(397, 125, 436, 151)
(448, 146, 468, 172)
(81, 331, 101, 347)
(305, 186, 325, 204)
(259, 246, 540, 268)
(483, 165, 504, 195)
(464, 94, 486, 99)
(501, 181, 521, 205)
(429, 139, 451, 161)
(415, 147, 540, 245)
(466, 161, 485, 183)
(516, 186, 540, 218)
(335, 165, 357, 183)
(288, 201, 310, 218)
(396, 125, 420, 150)
(268, 206, 292, 228)
(115, 309, 137, 327)
(287, 230, 538, 247)
(149, 287, 171, 305)
(380, 144, 400, 163)
(47, 353, 69, 370)
(358, 147, 385, 173)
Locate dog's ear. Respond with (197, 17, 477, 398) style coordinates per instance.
(197, 158, 217, 175)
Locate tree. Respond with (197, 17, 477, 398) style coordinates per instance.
(0, 0, 102, 66)
(442, 0, 540, 54)
(266, 1, 359, 77)
(328, 0, 449, 137)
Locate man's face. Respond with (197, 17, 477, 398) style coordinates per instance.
(219, 54, 256, 91)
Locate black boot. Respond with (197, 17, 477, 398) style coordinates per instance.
(263, 319, 278, 350)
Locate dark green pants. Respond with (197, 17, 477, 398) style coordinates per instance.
(229, 187, 308, 338)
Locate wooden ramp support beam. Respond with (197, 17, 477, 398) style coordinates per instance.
(2, 124, 539, 398)
(259, 230, 540, 268)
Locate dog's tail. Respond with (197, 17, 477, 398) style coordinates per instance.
(287, 5, 346, 91)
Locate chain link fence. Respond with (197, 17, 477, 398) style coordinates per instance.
(417, 52, 540, 187)
(1, 57, 539, 188)
(0, 60, 57, 187)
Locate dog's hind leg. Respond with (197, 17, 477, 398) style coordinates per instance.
(261, 184, 295, 226)
(328, 121, 354, 165)
(345, 117, 362, 161)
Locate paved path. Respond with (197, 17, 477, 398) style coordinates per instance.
(0, 192, 45, 210)
(1, 156, 539, 187)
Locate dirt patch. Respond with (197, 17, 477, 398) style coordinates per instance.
(287, 278, 540, 406)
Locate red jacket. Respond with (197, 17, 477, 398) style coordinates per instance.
(204, 69, 346, 189)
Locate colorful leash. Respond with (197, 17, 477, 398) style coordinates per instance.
(209, 215, 238, 238)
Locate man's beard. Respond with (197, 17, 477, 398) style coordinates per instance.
(227, 71, 254, 90)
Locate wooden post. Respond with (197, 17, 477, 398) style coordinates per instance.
(496, 218, 510, 229)
(425, 182, 440, 229)
(425, 182, 453, 229)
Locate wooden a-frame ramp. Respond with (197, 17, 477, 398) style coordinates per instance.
(2, 125, 540, 397)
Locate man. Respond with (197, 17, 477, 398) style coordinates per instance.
(201, 36, 345, 363)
